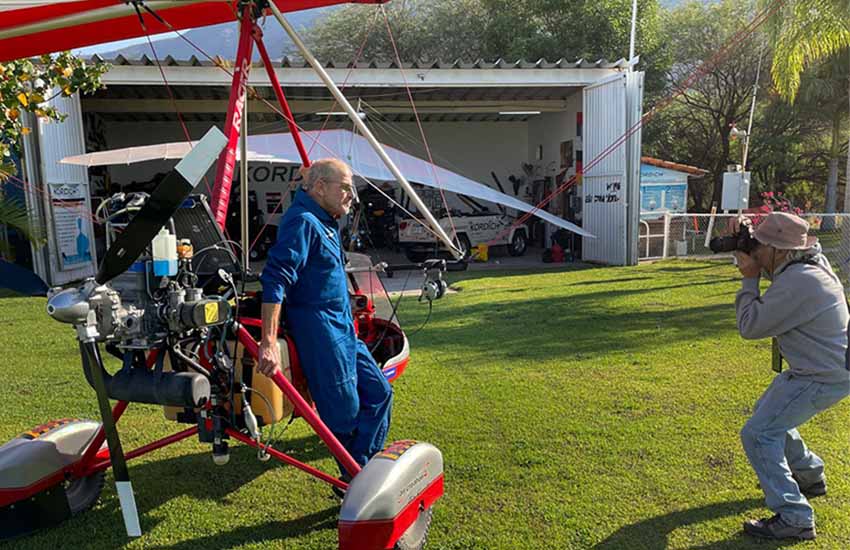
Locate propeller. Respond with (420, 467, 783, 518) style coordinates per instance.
(0, 259, 48, 296)
(96, 127, 227, 284)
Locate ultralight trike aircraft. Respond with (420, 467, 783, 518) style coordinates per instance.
(0, 1, 591, 548)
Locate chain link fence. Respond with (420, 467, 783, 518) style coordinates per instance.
(639, 213, 850, 278)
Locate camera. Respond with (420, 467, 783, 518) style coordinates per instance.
(709, 221, 758, 253)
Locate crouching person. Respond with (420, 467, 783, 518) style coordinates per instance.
(734, 212, 850, 540)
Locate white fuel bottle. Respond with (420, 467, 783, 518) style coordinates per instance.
(152, 227, 177, 276)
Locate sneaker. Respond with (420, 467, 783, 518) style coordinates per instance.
(743, 515, 816, 540)
(332, 473, 352, 500)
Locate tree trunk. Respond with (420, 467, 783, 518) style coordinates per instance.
(711, 133, 732, 208)
(822, 117, 841, 229)
(840, 53, 850, 284)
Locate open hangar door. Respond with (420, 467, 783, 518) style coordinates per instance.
(581, 71, 644, 266)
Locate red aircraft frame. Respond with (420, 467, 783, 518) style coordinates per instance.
(0, 2, 442, 548)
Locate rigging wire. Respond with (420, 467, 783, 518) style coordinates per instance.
(379, 4, 458, 248)
(482, 0, 790, 247)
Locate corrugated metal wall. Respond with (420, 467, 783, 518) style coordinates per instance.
(37, 92, 97, 285)
(625, 71, 645, 265)
(582, 73, 627, 265)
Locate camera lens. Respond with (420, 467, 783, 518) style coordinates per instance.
(709, 236, 738, 253)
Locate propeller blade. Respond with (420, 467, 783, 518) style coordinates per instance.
(80, 341, 140, 537)
(0, 259, 48, 296)
(96, 127, 227, 284)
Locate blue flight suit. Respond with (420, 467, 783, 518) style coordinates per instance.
(261, 189, 393, 469)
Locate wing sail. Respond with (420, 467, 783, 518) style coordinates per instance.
(0, 1, 385, 63)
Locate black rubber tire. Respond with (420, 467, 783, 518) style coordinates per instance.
(394, 506, 433, 550)
(404, 248, 429, 263)
(66, 471, 106, 515)
(456, 234, 472, 261)
(508, 230, 527, 257)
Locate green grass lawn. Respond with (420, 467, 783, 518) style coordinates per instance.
(3, 260, 850, 549)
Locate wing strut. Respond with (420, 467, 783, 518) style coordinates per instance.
(266, 2, 464, 260)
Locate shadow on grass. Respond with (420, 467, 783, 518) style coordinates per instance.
(9, 434, 338, 549)
(595, 498, 804, 549)
(567, 276, 654, 286)
(654, 262, 730, 273)
(145, 507, 339, 550)
(407, 280, 739, 361)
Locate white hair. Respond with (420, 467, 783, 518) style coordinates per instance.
(301, 158, 351, 191)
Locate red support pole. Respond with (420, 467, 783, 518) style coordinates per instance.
(236, 324, 362, 478)
(210, 4, 255, 229)
(226, 429, 348, 490)
(252, 25, 311, 168)
(83, 426, 199, 476)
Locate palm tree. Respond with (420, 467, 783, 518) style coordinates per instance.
(0, 162, 45, 260)
(762, 0, 850, 212)
(794, 51, 849, 227)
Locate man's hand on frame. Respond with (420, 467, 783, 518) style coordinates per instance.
(735, 250, 760, 279)
(258, 340, 282, 377)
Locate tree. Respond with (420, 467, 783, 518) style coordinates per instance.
(794, 50, 848, 224)
(762, 0, 850, 221)
(308, 0, 669, 92)
(762, 0, 850, 103)
(643, 0, 769, 210)
(308, 0, 489, 62)
(0, 52, 107, 260)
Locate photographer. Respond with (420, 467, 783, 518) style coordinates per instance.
(730, 212, 850, 540)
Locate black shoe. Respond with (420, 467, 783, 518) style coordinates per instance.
(794, 475, 827, 499)
(743, 515, 816, 540)
(332, 473, 352, 500)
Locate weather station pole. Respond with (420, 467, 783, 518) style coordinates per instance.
(266, 1, 464, 260)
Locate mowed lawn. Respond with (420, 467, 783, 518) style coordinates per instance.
(3, 260, 850, 549)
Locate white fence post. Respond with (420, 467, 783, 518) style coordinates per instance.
(662, 212, 671, 259)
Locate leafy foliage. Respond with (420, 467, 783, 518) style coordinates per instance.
(643, 0, 770, 209)
(308, 0, 670, 92)
(0, 52, 106, 256)
(761, 0, 850, 103)
(1, 52, 107, 162)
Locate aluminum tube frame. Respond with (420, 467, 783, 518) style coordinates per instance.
(83, 426, 199, 477)
(253, 26, 312, 167)
(267, 1, 464, 260)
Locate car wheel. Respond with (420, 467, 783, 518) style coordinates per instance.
(455, 234, 472, 260)
(404, 248, 428, 263)
(508, 230, 527, 256)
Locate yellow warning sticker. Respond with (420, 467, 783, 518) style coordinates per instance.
(205, 302, 218, 324)
(21, 418, 77, 440)
(376, 439, 417, 461)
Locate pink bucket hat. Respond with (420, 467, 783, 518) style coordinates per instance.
(753, 212, 818, 250)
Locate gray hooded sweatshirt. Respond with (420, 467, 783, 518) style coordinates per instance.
(736, 243, 850, 383)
